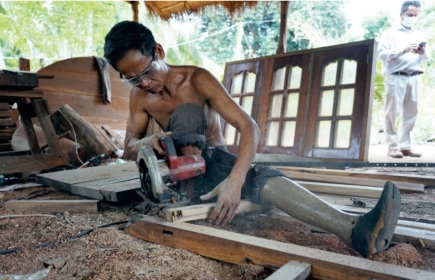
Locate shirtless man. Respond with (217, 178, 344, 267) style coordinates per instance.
(104, 21, 402, 257)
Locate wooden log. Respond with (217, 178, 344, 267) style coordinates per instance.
(0, 70, 38, 89)
(51, 104, 113, 157)
(0, 117, 14, 127)
(4, 199, 100, 213)
(166, 199, 264, 223)
(0, 103, 9, 110)
(12, 124, 85, 166)
(126, 215, 435, 279)
(277, 166, 435, 187)
(267, 260, 311, 280)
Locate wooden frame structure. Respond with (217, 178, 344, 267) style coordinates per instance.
(223, 39, 377, 162)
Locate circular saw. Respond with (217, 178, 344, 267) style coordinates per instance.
(136, 136, 206, 206)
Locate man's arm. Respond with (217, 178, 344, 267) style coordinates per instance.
(124, 89, 171, 160)
(192, 68, 260, 225)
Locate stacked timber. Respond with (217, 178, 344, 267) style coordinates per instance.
(0, 103, 16, 152)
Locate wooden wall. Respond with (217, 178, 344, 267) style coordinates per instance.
(36, 57, 131, 130)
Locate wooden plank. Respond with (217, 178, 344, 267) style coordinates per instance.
(36, 57, 130, 98)
(36, 161, 137, 189)
(35, 161, 140, 202)
(0, 110, 11, 118)
(44, 91, 129, 128)
(4, 199, 100, 213)
(277, 166, 435, 187)
(0, 103, 9, 110)
(126, 215, 435, 280)
(102, 125, 124, 148)
(94, 125, 121, 152)
(296, 181, 383, 199)
(166, 199, 263, 223)
(0, 89, 44, 98)
(267, 261, 311, 280)
(0, 117, 14, 127)
(0, 153, 68, 173)
(0, 70, 38, 88)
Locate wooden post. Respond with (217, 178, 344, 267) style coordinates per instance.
(276, 1, 289, 54)
(131, 1, 139, 22)
(19, 57, 30, 71)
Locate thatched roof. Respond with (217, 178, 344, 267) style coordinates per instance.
(143, 1, 258, 20)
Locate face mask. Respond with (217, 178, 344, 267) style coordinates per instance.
(402, 15, 418, 28)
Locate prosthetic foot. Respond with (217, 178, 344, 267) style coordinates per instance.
(351, 181, 402, 257)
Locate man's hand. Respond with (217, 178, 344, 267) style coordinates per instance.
(199, 177, 242, 225)
(149, 131, 172, 155)
(404, 43, 424, 54)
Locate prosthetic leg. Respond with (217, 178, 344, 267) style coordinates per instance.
(259, 177, 402, 257)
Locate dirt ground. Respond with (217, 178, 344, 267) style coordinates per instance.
(1, 165, 435, 279)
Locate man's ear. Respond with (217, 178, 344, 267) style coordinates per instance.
(155, 43, 166, 60)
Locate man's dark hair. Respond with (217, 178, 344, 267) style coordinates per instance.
(401, 1, 421, 13)
(103, 21, 156, 70)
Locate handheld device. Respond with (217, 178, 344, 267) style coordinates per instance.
(419, 42, 427, 48)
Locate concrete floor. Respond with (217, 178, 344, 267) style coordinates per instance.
(368, 144, 435, 163)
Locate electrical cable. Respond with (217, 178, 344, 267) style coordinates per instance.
(56, 109, 85, 165)
(0, 220, 130, 255)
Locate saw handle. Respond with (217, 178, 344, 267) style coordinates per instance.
(159, 136, 178, 169)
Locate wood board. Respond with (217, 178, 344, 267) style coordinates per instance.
(126, 215, 435, 280)
(36, 161, 140, 203)
(4, 199, 100, 213)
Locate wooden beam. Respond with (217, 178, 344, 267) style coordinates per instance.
(126, 215, 435, 279)
(267, 260, 311, 280)
(0, 153, 68, 174)
(166, 199, 263, 223)
(276, 166, 435, 187)
(296, 181, 383, 198)
(4, 199, 100, 213)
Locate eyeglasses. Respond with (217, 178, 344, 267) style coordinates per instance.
(120, 52, 157, 86)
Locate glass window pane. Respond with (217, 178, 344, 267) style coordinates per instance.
(241, 96, 253, 115)
(282, 121, 296, 147)
(337, 89, 355, 116)
(285, 93, 299, 118)
(225, 123, 236, 145)
(321, 61, 338, 86)
(266, 121, 280, 146)
(340, 59, 357, 85)
(319, 90, 334, 117)
(233, 97, 240, 105)
(316, 120, 331, 148)
(230, 73, 243, 94)
(334, 120, 352, 148)
(244, 72, 256, 93)
(288, 66, 302, 89)
(269, 94, 283, 118)
(272, 67, 285, 90)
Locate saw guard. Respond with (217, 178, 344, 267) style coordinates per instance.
(136, 146, 168, 202)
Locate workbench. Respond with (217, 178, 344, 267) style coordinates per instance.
(0, 70, 68, 174)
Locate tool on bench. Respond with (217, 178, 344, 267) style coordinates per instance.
(136, 136, 206, 206)
(350, 197, 366, 208)
(19, 189, 50, 200)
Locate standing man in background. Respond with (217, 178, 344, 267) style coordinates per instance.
(378, 1, 430, 158)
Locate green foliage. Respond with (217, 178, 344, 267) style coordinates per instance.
(362, 12, 392, 40)
(0, 1, 130, 70)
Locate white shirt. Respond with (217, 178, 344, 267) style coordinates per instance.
(377, 24, 430, 76)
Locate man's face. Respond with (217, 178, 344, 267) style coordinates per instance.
(401, 5, 419, 19)
(117, 50, 163, 93)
